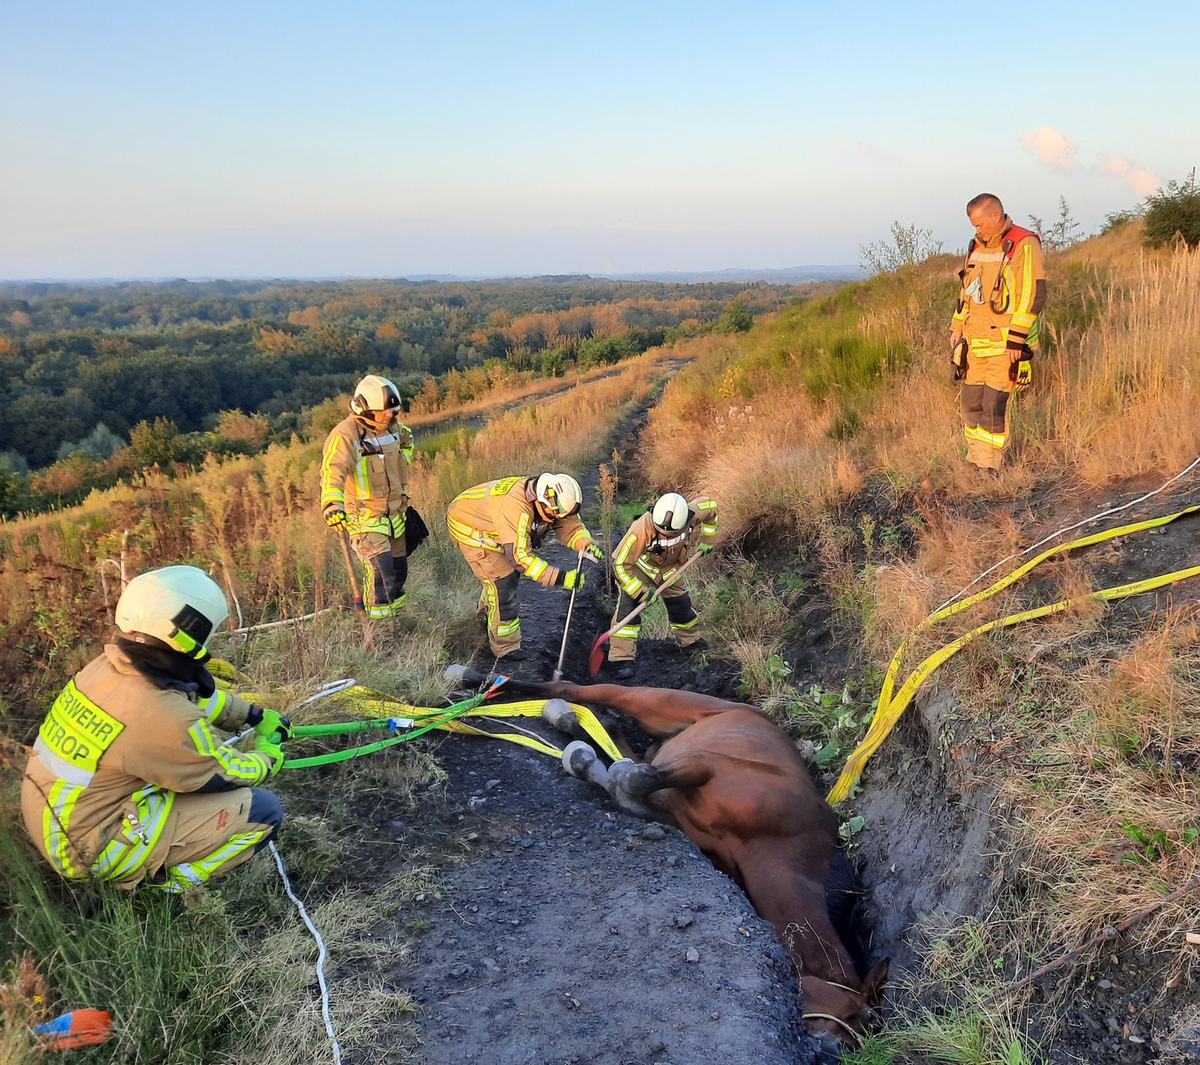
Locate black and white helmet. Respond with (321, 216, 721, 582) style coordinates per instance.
(115, 565, 229, 659)
(350, 374, 402, 416)
(651, 492, 690, 534)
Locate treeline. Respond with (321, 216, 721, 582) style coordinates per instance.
(0, 276, 800, 517)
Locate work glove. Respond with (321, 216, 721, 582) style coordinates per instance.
(1012, 357, 1033, 391)
(559, 568, 586, 591)
(951, 337, 968, 382)
(325, 509, 348, 529)
(247, 705, 292, 742)
(696, 542, 714, 555)
(583, 542, 604, 563)
(254, 734, 285, 778)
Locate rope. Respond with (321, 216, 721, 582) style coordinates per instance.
(269, 841, 342, 1064)
(828, 504, 1200, 802)
(934, 454, 1200, 614)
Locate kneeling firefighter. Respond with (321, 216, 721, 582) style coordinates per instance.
(447, 473, 603, 661)
(607, 493, 718, 678)
(320, 374, 416, 618)
(21, 566, 286, 892)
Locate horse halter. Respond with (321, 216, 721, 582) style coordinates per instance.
(802, 980, 866, 1047)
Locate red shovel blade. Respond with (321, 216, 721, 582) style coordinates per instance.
(587, 632, 608, 677)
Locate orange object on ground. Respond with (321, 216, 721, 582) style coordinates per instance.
(34, 1008, 113, 1049)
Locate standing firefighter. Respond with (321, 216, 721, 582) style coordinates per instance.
(950, 193, 1047, 472)
(21, 566, 286, 892)
(447, 473, 602, 661)
(321, 374, 415, 618)
(607, 492, 718, 679)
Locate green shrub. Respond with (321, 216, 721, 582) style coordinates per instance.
(1143, 169, 1200, 248)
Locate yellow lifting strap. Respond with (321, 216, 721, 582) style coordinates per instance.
(206, 667, 625, 764)
(827, 503, 1200, 803)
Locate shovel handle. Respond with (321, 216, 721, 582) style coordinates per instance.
(595, 550, 704, 645)
(336, 527, 376, 652)
(552, 550, 585, 680)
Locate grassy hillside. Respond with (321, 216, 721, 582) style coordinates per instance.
(3, 227, 1199, 1062)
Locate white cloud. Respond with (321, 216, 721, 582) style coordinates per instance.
(1020, 125, 1078, 170)
(1099, 154, 1160, 198)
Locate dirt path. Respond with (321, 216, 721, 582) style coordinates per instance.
(337, 370, 830, 1065)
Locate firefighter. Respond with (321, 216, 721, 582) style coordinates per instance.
(21, 565, 286, 892)
(950, 193, 1047, 472)
(447, 473, 602, 661)
(320, 374, 415, 618)
(607, 492, 718, 678)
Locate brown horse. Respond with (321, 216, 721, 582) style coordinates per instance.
(447, 666, 888, 1054)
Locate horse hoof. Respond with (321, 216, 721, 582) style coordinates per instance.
(542, 698, 577, 734)
(445, 664, 488, 688)
(562, 740, 597, 779)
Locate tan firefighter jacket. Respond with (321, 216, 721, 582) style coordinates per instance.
(320, 413, 414, 537)
(613, 497, 718, 599)
(952, 217, 1047, 357)
(447, 476, 597, 586)
(21, 644, 273, 881)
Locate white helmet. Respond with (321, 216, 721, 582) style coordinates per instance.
(115, 565, 229, 659)
(534, 473, 583, 519)
(350, 374, 402, 416)
(651, 493, 690, 534)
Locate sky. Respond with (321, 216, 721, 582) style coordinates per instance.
(2, 0, 1197, 281)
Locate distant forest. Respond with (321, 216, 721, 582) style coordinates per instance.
(0, 276, 804, 516)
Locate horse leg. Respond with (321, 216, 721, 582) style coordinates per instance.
(541, 698, 584, 739)
(562, 742, 659, 819)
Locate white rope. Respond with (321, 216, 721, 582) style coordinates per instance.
(270, 841, 343, 1065)
(935, 454, 1200, 613)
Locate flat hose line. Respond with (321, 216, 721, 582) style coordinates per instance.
(828, 502, 1200, 803)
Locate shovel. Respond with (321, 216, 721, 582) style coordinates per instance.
(552, 550, 585, 681)
(587, 552, 702, 677)
(336, 527, 376, 652)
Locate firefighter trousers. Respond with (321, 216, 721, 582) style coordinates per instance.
(456, 544, 523, 657)
(352, 532, 408, 618)
(960, 352, 1014, 471)
(608, 582, 701, 662)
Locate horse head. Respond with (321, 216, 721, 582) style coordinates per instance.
(800, 959, 888, 1055)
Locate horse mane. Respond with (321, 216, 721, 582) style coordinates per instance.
(824, 850, 871, 980)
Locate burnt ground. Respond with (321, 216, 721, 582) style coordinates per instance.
(321, 374, 1200, 1065)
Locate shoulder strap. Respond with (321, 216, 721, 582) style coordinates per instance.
(1000, 224, 1040, 258)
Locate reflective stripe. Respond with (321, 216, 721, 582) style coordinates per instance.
(448, 516, 502, 550)
(615, 624, 641, 638)
(159, 828, 267, 892)
(44, 779, 84, 877)
(89, 787, 174, 880)
(964, 425, 1007, 449)
(188, 719, 268, 785)
(671, 617, 700, 632)
(319, 434, 347, 509)
(368, 597, 405, 618)
(197, 688, 229, 722)
(497, 618, 520, 637)
(512, 511, 543, 576)
(31, 737, 93, 787)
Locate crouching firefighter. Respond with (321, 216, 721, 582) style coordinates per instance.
(447, 473, 603, 661)
(321, 374, 415, 618)
(21, 566, 286, 892)
(607, 493, 718, 679)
